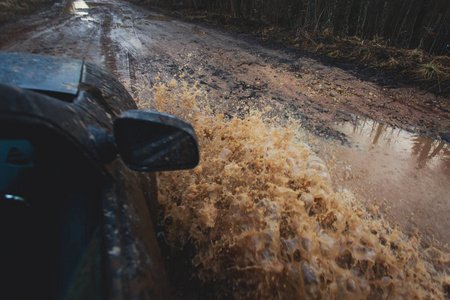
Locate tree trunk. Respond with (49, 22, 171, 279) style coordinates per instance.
(377, 0, 389, 37)
(359, 0, 369, 38)
(343, 0, 354, 36)
(429, 4, 450, 54)
(407, 0, 426, 49)
(395, 0, 413, 46)
(329, 0, 339, 32)
(390, 0, 407, 42)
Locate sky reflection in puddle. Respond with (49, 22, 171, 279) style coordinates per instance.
(73, 0, 89, 10)
(63, 0, 88, 16)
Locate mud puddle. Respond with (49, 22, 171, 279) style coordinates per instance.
(335, 117, 449, 174)
(1, 3, 448, 297)
(313, 117, 450, 249)
(151, 81, 448, 299)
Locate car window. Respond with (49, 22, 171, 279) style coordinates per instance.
(0, 124, 104, 300)
(65, 227, 102, 300)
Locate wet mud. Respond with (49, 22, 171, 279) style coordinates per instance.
(0, 0, 449, 297)
(148, 81, 448, 299)
(314, 117, 450, 249)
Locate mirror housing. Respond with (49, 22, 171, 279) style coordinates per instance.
(113, 110, 199, 171)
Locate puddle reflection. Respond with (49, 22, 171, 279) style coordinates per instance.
(335, 116, 450, 177)
(63, 0, 88, 15)
(73, 0, 89, 10)
(63, 0, 110, 16)
(316, 116, 450, 247)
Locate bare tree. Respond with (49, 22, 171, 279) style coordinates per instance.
(148, 0, 448, 54)
(343, 0, 354, 36)
(377, 0, 389, 37)
(329, 0, 339, 32)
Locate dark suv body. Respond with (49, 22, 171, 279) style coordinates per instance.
(0, 53, 198, 299)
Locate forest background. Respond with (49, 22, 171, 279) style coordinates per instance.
(139, 0, 450, 93)
(1, 0, 449, 93)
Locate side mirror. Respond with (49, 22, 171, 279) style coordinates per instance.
(113, 110, 199, 171)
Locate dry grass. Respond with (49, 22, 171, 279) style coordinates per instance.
(157, 7, 450, 95)
(310, 35, 449, 93)
(380, 57, 400, 68)
(416, 63, 444, 80)
(414, 58, 450, 92)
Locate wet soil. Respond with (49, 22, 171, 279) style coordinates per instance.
(0, 0, 449, 248)
(313, 118, 450, 250)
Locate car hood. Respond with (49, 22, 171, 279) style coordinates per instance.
(0, 53, 82, 102)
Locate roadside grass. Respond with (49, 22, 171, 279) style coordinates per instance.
(252, 25, 450, 94)
(0, 0, 55, 24)
(149, 7, 450, 96)
(312, 35, 450, 93)
(414, 58, 450, 92)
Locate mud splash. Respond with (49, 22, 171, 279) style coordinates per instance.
(137, 79, 449, 299)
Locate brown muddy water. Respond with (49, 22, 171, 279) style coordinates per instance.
(313, 117, 450, 250)
(4, 0, 448, 296)
(140, 81, 449, 299)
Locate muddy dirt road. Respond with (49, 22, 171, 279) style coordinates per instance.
(0, 0, 449, 249)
